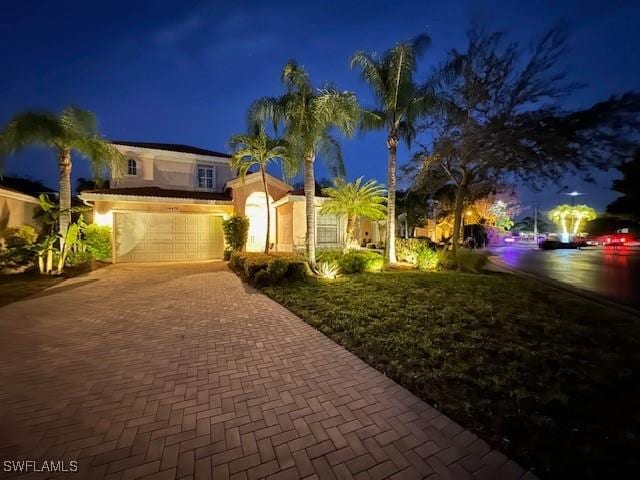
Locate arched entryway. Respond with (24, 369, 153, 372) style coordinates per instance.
(245, 191, 276, 252)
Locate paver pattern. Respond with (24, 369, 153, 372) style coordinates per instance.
(0, 262, 533, 479)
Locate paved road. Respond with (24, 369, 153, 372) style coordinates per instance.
(491, 246, 640, 308)
(0, 262, 530, 479)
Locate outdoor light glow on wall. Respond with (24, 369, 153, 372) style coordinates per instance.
(94, 210, 113, 228)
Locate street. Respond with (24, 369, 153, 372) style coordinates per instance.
(491, 245, 640, 309)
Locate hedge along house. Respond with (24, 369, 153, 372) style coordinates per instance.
(79, 141, 382, 262)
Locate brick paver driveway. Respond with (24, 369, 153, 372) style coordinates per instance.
(0, 262, 532, 479)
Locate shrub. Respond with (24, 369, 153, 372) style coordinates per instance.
(313, 261, 341, 279)
(84, 224, 112, 261)
(2, 225, 38, 248)
(65, 250, 95, 268)
(0, 225, 39, 268)
(437, 248, 489, 273)
(415, 248, 439, 271)
(266, 258, 289, 283)
(317, 249, 385, 274)
(222, 215, 249, 252)
(396, 238, 438, 271)
(229, 251, 310, 286)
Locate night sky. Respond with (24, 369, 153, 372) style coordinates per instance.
(1, 0, 639, 216)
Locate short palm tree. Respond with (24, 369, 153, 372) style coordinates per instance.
(321, 177, 387, 249)
(350, 34, 435, 263)
(0, 107, 124, 243)
(250, 61, 360, 263)
(229, 128, 293, 253)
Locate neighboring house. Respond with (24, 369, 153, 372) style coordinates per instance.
(79, 141, 381, 263)
(0, 177, 56, 232)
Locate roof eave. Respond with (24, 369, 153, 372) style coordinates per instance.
(79, 192, 233, 205)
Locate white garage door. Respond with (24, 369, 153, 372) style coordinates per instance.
(115, 212, 224, 262)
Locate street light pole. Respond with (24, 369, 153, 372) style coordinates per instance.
(533, 201, 538, 245)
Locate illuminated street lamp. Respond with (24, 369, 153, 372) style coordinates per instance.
(565, 190, 583, 206)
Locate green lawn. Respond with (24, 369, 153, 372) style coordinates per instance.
(0, 271, 65, 307)
(263, 270, 640, 479)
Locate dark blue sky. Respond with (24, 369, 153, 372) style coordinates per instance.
(1, 0, 639, 215)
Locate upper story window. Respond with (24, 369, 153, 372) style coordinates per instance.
(127, 159, 137, 176)
(198, 166, 216, 189)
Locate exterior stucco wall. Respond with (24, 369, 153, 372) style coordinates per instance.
(276, 202, 294, 251)
(277, 197, 345, 252)
(112, 151, 233, 192)
(0, 190, 42, 232)
(231, 179, 290, 217)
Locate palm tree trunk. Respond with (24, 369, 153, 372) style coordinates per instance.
(345, 214, 356, 251)
(260, 165, 271, 254)
(58, 148, 72, 247)
(386, 134, 398, 263)
(304, 152, 316, 264)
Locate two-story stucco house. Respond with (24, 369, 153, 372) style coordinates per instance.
(79, 141, 382, 262)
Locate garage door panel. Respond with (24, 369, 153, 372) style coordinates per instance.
(115, 212, 224, 262)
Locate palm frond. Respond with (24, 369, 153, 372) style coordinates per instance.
(282, 60, 312, 94)
(0, 112, 61, 165)
(410, 33, 432, 57)
(248, 97, 286, 133)
(314, 134, 345, 178)
(73, 136, 125, 179)
(228, 129, 294, 181)
(320, 176, 387, 220)
(60, 107, 98, 138)
(359, 108, 387, 133)
(311, 88, 360, 138)
(350, 51, 386, 98)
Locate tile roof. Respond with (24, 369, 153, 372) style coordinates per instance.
(288, 185, 329, 197)
(82, 187, 232, 201)
(0, 176, 56, 197)
(111, 141, 231, 158)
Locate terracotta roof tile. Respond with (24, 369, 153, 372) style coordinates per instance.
(111, 141, 231, 158)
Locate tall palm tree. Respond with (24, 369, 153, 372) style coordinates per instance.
(250, 61, 359, 264)
(0, 107, 123, 243)
(320, 177, 387, 250)
(228, 128, 293, 253)
(548, 204, 575, 238)
(570, 205, 598, 236)
(350, 34, 434, 263)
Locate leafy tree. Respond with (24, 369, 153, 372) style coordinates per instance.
(229, 128, 292, 253)
(0, 107, 124, 244)
(320, 177, 386, 249)
(350, 34, 435, 263)
(407, 27, 640, 254)
(607, 150, 640, 221)
(250, 61, 359, 263)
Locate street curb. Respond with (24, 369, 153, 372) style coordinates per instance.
(486, 256, 640, 319)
